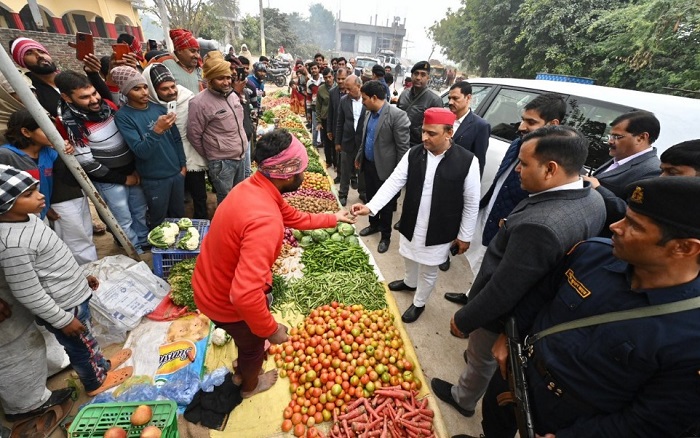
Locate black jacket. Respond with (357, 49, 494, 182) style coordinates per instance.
(334, 94, 366, 153)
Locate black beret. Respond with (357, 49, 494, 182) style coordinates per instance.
(626, 176, 700, 236)
(411, 61, 431, 73)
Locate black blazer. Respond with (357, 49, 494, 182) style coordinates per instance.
(334, 94, 366, 153)
(453, 111, 491, 176)
(326, 86, 342, 140)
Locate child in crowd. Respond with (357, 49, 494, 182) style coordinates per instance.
(0, 165, 132, 396)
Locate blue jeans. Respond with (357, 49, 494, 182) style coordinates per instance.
(94, 182, 149, 250)
(208, 159, 245, 204)
(141, 173, 186, 228)
(244, 142, 252, 179)
(38, 299, 108, 393)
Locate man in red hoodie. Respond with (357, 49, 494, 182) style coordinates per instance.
(193, 129, 355, 397)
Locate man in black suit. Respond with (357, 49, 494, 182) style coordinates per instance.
(448, 82, 491, 176)
(334, 74, 366, 206)
(583, 110, 661, 236)
(439, 81, 492, 271)
(326, 67, 348, 180)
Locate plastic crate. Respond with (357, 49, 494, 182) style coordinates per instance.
(152, 218, 209, 278)
(68, 400, 178, 438)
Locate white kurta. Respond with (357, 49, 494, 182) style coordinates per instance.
(367, 147, 481, 266)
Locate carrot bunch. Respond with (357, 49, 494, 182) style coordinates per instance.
(330, 386, 435, 438)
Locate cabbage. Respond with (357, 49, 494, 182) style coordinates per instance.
(292, 229, 304, 240)
(337, 223, 355, 237)
(310, 229, 329, 242)
(299, 236, 314, 248)
(345, 236, 360, 246)
(330, 233, 344, 242)
(324, 227, 337, 234)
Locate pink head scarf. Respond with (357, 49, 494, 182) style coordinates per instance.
(258, 134, 309, 179)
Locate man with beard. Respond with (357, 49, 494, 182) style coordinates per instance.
(187, 53, 247, 204)
(112, 66, 186, 227)
(143, 63, 209, 219)
(162, 29, 202, 95)
(54, 71, 149, 251)
(193, 130, 355, 398)
(9, 38, 111, 118)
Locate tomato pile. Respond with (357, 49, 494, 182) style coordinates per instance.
(268, 302, 422, 436)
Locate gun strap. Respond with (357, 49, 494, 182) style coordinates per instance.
(525, 295, 700, 347)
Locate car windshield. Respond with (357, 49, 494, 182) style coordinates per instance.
(356, 59, 376, 68)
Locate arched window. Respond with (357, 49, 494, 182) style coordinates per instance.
(61, 13, 74, 34)
(0, 4, 18, 29)
(94, 16, 108, 38)
(19, 4, 57, 33)
(114, 16, 133, 35)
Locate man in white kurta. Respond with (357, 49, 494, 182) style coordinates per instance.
(352, 107, 480, 323)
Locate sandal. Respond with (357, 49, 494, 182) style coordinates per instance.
(107, 348, 132, 370)
(86, 366, 133, 397)
(10, 395, 74, 438)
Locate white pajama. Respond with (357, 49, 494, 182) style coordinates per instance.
(51, 196, 97, 265)
(367, 148, 481, 307)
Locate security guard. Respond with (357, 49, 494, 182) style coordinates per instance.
(471, 177, 700, 438)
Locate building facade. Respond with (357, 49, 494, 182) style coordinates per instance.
(335, 16, 406, 58)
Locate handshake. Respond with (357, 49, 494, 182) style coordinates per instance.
(350, 203, 371, 216)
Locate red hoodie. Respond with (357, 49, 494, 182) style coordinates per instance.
(193, 172, 337, 337)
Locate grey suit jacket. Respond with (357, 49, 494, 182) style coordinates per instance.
(453, 111, 491, 175)
(355, 103, 411, 180)
(592, 148, 661, 233)
(454, 183, 606, 334)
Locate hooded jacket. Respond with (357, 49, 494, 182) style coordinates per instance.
(143, 64, 208, 172)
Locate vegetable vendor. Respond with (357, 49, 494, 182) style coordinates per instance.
(352, 107, 481, 323)
(193, 129, 355, 398)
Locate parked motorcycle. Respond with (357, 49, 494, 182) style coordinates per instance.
(270, 57, 292, 76)
(267, 66, 289, 87)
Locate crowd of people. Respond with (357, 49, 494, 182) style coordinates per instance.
(0, 30, 700, 438)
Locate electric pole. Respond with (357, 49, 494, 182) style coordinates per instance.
(259, 0, 266, 56)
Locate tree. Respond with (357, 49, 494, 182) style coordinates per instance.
(240, 9, 300, 57)
(149, 0, 239, 39)
(308, 3, 336, 50)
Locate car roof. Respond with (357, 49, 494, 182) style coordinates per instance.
(466, 77, 700, 151)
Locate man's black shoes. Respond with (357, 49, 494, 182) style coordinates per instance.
(378, 239, 390, 253)
(444, 293, 469, 305)
(388, 280, 416, 292)
(439, 257, 451, 272)
(359, 226, 380, 237)
(430, 378, 475, 418)
(401, 304, 425, 323)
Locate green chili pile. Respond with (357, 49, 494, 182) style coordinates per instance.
(301, 240, 375, 276)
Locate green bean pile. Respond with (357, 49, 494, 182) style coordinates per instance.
(301, 240, 375, 276)
(278, 272, 386, 315)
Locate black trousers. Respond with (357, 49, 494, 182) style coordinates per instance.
(185, 171, 208, 219)
(321, 119, 334, 166)
(363, 157, 396, 240)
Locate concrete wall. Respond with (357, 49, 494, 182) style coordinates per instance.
(0, 28, 119, 72)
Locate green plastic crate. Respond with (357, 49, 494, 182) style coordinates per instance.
(68, 400, 178, 438)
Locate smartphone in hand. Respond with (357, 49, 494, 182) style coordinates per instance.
(73, 32, 94, 61)
(166, 101, 177, 114)
(112, 43, 130, 61)
(450, 243, 459, 256)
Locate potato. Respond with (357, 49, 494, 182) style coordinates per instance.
(130, 404, 153, 426)
(140, 426, 162, 438)
(104, 427, 127, 438)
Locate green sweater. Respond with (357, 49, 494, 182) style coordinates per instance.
(162, 59, 202, 95)
(315, 83, 332, 121)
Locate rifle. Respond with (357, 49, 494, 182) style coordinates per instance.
(505, 316, 535, 438)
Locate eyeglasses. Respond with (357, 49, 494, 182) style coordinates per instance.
(606, 133, 632, 142)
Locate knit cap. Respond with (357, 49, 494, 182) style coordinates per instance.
(148, 63, 176, 88)
(0, 164, 39, 214)
(202, 51, 232, 80)
(10, 38, 49, 68)
(111, 66, 147, 94)
(170, 29, 199, 52)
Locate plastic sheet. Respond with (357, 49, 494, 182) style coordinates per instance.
(200, 367, 229, 393)
(158, 368, 201, 405)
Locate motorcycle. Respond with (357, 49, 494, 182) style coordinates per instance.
(267, 66, 289, 87)
(270, 57, 292, 76)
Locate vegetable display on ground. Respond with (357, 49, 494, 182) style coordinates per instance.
(301, 240, 374, 275)
(167, 257, 197, 310)
(269, 303, 423, 437)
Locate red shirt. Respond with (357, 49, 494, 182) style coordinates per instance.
(193, 172, 337, 337)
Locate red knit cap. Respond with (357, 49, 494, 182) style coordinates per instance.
(10, 38, 49, 68)
(423, 107, 456, 125)
(170, 29, 199, 52)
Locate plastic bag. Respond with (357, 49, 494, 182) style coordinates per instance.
(113, 375, 154, 398)
(115, 384, 160, 402)
(158, 368, 201, 405)
(201, 367, 230, 393)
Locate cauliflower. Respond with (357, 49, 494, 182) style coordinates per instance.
(176, 227, 200, 250)
(177, 217, 193, 230)
(148, 222, 181, 248)
(211, 328, 231, 346)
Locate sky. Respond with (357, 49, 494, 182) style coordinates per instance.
(237, 0, 463, 63)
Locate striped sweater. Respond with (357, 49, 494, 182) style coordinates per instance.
(0, 215, 92, 330)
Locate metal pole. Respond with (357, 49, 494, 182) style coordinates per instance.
(0, 46, 142, 261)
(157, 0, 174, 53)
(259, 0, 266, 56)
